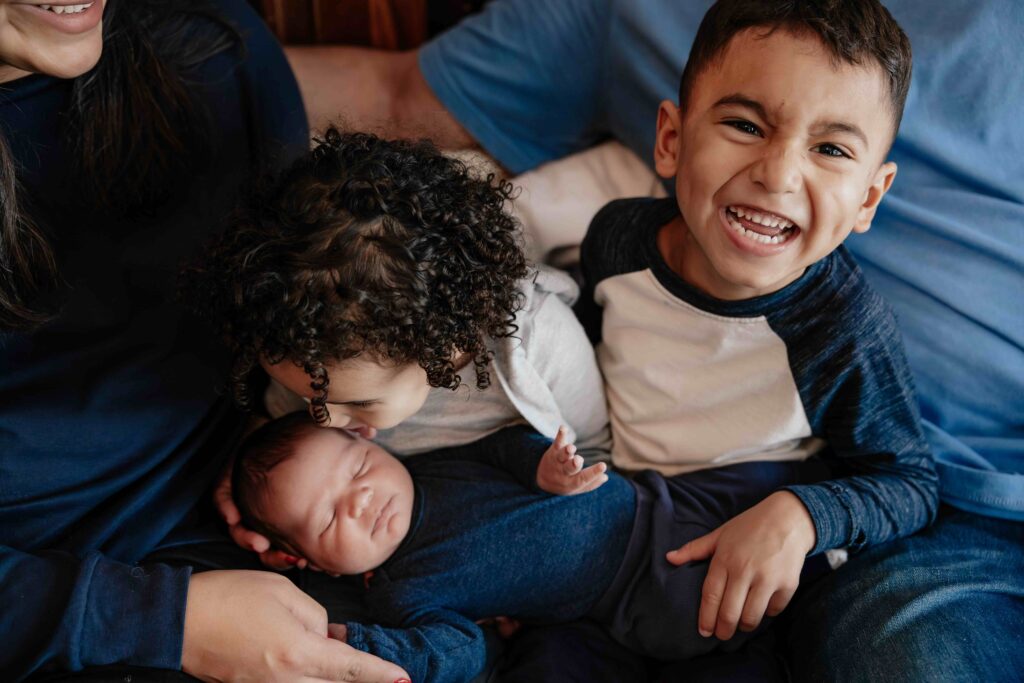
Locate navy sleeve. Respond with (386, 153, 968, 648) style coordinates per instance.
(778, 263, 939, 554)
(221, 0, 308, 167)
(414, 426, 550, 491)
(575, 203, 613, 344)
(575, 198, 668, 343)
(1, 551, 191, 676)
(345, 608, 486, 683)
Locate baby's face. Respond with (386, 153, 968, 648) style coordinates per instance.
(262, 427, 414, 574)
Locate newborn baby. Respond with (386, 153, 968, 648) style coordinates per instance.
(233, 414, 830, 683)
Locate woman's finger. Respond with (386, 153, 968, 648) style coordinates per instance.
(228, 522, 271, 554)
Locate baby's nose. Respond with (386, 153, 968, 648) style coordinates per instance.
(349, 486, 373, 518)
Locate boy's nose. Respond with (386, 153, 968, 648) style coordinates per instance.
(348, 486, 373, 518)
(751, 146, 801, 194)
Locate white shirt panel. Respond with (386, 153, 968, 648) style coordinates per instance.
(596, 269, 823, 475)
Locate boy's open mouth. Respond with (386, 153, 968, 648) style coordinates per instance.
(725, 205, 799, 245)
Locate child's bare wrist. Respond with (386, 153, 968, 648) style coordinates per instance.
(771, 491, 817, 554)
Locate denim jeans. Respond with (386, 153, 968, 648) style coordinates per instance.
(788, 505, 1024, 682)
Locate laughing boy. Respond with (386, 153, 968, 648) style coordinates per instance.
(576, 0, 938, 643)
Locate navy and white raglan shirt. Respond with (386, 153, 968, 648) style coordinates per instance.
(577, 197, 939, 555)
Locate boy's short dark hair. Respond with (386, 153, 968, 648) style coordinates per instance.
(232, 412, 325, 554)
(184, 129, 528, 424)
(679, 0, 912, 134)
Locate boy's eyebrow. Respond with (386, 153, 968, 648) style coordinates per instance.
(810, 121, 869, 150)
(713, 94, 771, 122)
(714, 93, 869, 149)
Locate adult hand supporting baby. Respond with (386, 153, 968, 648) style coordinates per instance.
(665, 491, 816, 641)
(214, 451, 306, 570)
(183, 571, 410, 682)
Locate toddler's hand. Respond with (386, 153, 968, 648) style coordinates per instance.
(536, 426, 608, 495)
(665, 491, 816, 641)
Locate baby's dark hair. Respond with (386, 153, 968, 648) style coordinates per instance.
(679, 0, 912, 136)
(184, 129, 528, 424)
(232, 412, 327, 554)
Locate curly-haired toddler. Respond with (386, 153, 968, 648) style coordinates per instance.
(185, 128, 610, 521)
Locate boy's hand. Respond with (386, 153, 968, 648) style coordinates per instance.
(665, 491, 816, 640)
(536, 425, 609, 495)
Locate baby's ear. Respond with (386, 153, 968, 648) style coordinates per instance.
(853, 161, 897, 234)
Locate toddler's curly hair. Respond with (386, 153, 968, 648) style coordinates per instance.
(185, 129, 528, 424)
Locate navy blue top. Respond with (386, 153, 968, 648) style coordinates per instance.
(0, 2, 307, 677)
(577, 198, 939, 555)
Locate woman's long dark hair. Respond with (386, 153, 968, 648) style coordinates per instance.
(0, 0, 239, 331)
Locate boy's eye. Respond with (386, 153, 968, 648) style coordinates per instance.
(813, 143, 850, 159)
(724, 119, 763, 137)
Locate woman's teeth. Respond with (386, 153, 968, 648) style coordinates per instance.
(39, 3, 93, 14)
(726, 207, 797, 245)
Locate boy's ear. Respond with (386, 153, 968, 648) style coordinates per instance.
(853, 161, 897, 234)
(654, 100, 684, 180)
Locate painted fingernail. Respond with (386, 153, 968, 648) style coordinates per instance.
(284, 555, 299, 564)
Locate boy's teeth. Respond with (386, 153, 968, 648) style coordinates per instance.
(731, 206, 793, 230)
(39, 3, 93, 14)
(726, 211, 794, 245)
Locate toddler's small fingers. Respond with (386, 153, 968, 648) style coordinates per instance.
(575, 473, 609, 494)
(563, 454, 584, 476)
(570, 463, 609, 493)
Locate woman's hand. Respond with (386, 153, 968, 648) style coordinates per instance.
(214, 462, 305, 569)
(665, 491, 816, 640)
(183, 570, 410, 682)
(536, 426, 608, 495)
(214, 416, 307, 570)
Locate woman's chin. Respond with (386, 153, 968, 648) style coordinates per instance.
(39, 46, 103, 79)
